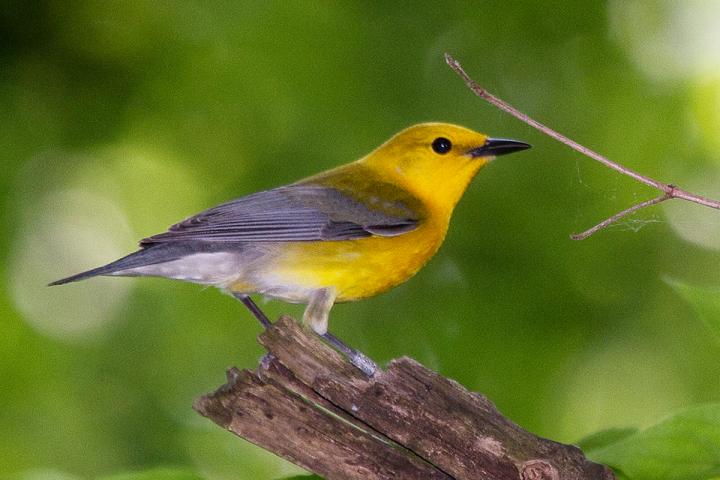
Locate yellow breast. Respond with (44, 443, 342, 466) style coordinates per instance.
(258, 216, 447, 302)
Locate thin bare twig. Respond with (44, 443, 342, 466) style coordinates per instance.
(570, 193, 670, 240)
(444, 53, 720, 240)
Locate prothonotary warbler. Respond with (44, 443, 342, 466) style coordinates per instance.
(51, 123, 530, 374)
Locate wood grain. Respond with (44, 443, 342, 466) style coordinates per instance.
(194, 316, 615, 480)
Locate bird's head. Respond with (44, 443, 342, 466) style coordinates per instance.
(361, 123, 530, 212)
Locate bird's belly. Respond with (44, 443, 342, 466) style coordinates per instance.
(250, 227, 444, 302)
(117, 251, 245, 285)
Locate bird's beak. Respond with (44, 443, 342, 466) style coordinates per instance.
(467, 138, 531, 158)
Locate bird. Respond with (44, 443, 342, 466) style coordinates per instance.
(50, 123, 530, 374)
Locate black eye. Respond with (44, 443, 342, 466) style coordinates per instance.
(431, 137, 452, 154)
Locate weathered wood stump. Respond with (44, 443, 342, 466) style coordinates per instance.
(194, 316, 615, 480)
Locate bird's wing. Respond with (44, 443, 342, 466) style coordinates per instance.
(139, 183, 420, 246)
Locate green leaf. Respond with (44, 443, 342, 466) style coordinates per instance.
(665, 278, 720, 343)
(98, 467, 203, 480)
(587, 403, 720, 480)
(576, 427, 638, 452)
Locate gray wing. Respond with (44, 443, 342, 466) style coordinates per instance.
(139, 184, 419, 247)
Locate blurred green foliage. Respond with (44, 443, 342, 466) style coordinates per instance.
(98, 469, 203, 480)
(587, 403, 720, 480)
(668, 279, 720, 344)
(2, 1, 720, 479)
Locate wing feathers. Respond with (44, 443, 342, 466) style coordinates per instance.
(140, 185, 418, 247)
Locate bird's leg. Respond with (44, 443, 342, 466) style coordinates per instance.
(304, 288, 377, 376)
(302, 287, 336, 335)
(233, 292, 272, 329)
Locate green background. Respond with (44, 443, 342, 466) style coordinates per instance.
(2, 1, 720, 479)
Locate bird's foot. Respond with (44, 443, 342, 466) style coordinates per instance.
(321, 331, 377, 377)
(348, 350, 377, 377)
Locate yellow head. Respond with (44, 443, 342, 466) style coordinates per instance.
(361, 123, 530, 213)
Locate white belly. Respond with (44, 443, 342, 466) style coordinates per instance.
(114, 252, 244, 286)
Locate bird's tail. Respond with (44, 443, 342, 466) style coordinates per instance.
(48, 245, 184, 286)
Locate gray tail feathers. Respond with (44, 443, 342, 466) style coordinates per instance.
(48, 245, 187, 286)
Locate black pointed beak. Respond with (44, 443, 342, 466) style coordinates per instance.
(467, 138, 531, 158)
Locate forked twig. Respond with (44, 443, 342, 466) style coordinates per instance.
(444, 53, 720, 240)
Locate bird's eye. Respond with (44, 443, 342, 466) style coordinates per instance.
(431, 137, 452, 154)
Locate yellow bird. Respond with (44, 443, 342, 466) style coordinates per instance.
(51, 123, 530, 373)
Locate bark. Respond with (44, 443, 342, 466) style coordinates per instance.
(194, 316, 615, 480)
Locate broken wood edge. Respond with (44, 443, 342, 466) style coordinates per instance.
(193, 352, 450, 478)
(194, 316, 616, 480)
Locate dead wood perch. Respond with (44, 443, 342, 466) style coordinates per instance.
(194, 316, 615, 480)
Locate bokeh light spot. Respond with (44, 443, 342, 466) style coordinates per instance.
(10, 189, 134, 343)
(610, 0, 720, 83)
(665, 177, 720, 251)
